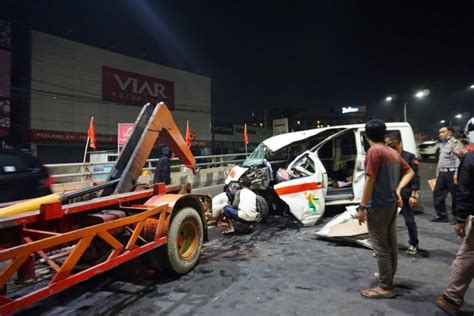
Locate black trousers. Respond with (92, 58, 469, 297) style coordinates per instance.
(401, 198, 419, 247)
(433, 171, 457, 219)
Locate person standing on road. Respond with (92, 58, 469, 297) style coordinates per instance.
(153, 146, 171, 185)
(385, 132, 420, 255)
(358, 119, 414, 299)
(432, 125, 464, 224)
(436, 151, 474, 315)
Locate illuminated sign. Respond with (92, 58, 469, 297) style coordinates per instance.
(342, 106, 359, 114)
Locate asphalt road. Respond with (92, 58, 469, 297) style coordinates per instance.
(17, 160, 474, 315)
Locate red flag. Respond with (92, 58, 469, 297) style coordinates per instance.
(244, 123, 249, 145)
(88, 117, 96, 150)
(185, 120, 192, 148)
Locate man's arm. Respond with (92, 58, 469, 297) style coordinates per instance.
(409, 155, 420, 206)
(410, 155, 420, 192)
(360, 175, 376, 207)
(452, 141, 465, 182)
(396, 167, 415, 201)
(358, 174, 376, 224)
(232, 190, 241, 208)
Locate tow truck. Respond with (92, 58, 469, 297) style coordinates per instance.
(0, 102, 210, 314)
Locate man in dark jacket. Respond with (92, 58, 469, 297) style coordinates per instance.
(385, 132, 421, 255)
(436, 151, 474, 315)
(153, 146, 171, 184)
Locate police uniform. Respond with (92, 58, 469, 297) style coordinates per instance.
(432, 137, 464, 222)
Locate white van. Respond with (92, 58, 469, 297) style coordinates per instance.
(225, 122, 417, 226)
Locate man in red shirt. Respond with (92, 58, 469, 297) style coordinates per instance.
(358, 119, 414, 299)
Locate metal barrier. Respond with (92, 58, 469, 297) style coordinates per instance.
(45, 153, 249, 183)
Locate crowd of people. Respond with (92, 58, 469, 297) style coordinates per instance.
(358, 119, 473, 315)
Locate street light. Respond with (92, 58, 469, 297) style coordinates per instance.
(440, 120, 446, 124)
(455, 113, 462, 119)
(403, 89, 430, 122)
(469, 84, 474, 89)
(385, 96, 393, 102)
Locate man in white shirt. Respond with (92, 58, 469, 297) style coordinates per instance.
(221, 176, 258, 234)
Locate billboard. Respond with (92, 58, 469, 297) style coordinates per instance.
(102, 66, 175, 109)
(273, 118, 289, 135)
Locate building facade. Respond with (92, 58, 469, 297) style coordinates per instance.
(1, 28, 212, 163)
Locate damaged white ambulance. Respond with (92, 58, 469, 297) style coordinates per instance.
(225, 123, 417, 226)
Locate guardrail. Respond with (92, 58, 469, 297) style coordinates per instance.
(45, 152, 250, 183)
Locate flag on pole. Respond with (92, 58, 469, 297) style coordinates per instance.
(185, 120, 192, 147)
(88, 116, 96, 150)
(243, 123, 249, 145)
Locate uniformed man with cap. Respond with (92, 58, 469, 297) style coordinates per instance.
(431, 125, 465, 223)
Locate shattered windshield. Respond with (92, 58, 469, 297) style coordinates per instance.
(243, 143, 268, 167)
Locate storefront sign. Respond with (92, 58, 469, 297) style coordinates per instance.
(102, 66, 175, 109)
(31, 129, 116, 144)
(213, 122, 234, 135)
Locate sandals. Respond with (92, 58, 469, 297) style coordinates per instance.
(361, 288, 397, 299)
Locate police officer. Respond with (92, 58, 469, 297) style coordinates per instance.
(432, 125, 465, 223)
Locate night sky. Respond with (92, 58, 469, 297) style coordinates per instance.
(1, 0, 474, 132)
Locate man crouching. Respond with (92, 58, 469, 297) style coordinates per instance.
(220, 176, 257, 234)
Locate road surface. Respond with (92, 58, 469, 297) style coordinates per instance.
(17, 160, 474, 315)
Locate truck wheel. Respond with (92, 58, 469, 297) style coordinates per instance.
(255, 195, 269, 223)
(142, 207, 203, 275)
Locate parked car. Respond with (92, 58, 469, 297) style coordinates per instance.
(225, 122, 417, 226)
(418, 139, 440, 159)
(0, 149, 53, 203)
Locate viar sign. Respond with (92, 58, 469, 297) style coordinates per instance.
(102, 66, 175, 110)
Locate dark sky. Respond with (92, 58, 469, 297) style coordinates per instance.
(1, 0, 474, 131)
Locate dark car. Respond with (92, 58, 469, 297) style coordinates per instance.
(0, 149, 53, 203)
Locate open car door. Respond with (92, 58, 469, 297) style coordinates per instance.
(273, 128, 353, 226)
(311, 128, 359, 203)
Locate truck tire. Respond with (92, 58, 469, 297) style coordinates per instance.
(142, 207, 203, 275)
(255, 195, 269, 223)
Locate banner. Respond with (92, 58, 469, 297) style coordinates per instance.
(117, 123, 133, 147)
(102, 66, 175, 109)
